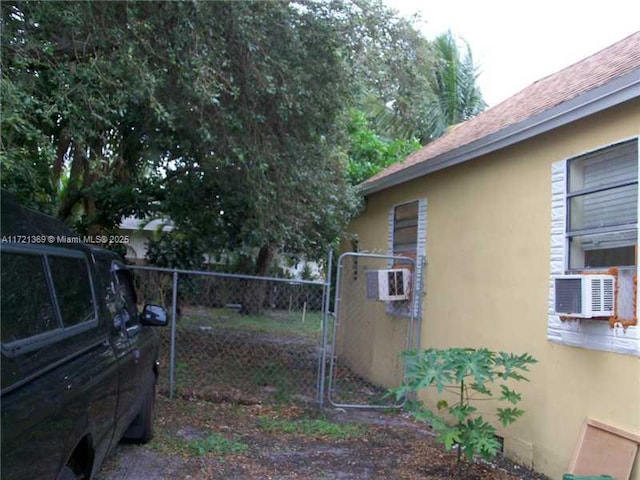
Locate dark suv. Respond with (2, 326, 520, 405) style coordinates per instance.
(0, 192, 168, 480)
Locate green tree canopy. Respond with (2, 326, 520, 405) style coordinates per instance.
(1, 1, 187, 229)
(345, 110, 420, 185)
(1, 1, 486, 274)
(338, 2, 437, 143)
(423, 30, 487, 140)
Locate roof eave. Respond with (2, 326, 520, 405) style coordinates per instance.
(360, 68, 640, 197)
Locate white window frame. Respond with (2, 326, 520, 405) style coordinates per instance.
(547, 138, 640, 356)
(565, 139, 638, 271)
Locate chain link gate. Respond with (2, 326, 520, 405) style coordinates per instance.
(131, 261, 331, 406)
(326, 252, 423, 409)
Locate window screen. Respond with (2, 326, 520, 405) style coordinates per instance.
(1, 252, 58, 343)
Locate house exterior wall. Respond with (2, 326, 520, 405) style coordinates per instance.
(123, 229, 152, 264)
(347, 99, 640, 480)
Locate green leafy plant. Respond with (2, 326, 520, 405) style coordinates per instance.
(394, 348, 537, 464)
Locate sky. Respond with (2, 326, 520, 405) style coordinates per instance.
(384, 0, 640, 107)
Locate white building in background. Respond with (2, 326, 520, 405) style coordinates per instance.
(282, 260, 323, 281)
(119, 216, 173, 264)
(119, 217, 322, 280)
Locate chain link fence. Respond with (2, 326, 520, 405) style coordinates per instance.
(132, 266, 330, 406)
(328, 252, 421, 408)
(130, 252, 423, 408)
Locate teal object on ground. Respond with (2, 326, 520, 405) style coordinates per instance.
(562, 475, 614, 480)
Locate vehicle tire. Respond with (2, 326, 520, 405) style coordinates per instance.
(58, 466, 78, 480)
(124, 381, 155, 443)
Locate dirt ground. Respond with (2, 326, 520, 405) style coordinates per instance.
(96, 395, 549, 480)
(99, 304, 548, 479)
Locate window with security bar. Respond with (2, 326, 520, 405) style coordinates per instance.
(387, 270, 406, 297)
(385, 200, 420, 316)
(567, 139, 638, 270)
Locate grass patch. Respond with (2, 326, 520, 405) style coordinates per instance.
(154, 430, 248, 459)
(258, 417, 367, 440)
(187, 433, 248, 457)
(173, 360, 190, 391)
(180, 307, 329, 341)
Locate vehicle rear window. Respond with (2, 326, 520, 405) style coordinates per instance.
(0, 252, 58, 343)
(95, 257, 139, 330)
(48, 256, 96, 327)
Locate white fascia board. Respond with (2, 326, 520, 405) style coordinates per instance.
(360, 68, 640, 197)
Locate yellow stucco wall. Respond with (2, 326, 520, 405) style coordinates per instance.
(348, 99, 640, 480)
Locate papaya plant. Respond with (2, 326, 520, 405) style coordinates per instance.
(394, 348, 537, 464)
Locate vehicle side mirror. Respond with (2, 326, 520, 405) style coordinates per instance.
(140, 304, 168, 326)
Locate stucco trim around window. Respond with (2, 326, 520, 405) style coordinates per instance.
(547, 145, 640, 356)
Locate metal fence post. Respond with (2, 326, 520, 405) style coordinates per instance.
(169, 269, 178, 399)
(317, 249, 333, 408)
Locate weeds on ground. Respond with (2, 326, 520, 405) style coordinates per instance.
(187, 433, 248, 457)
(150, 397, 251, 461)
(258, 416, 367, 440)
(108, 396, 548, 480)
(153, 428, 248, 460)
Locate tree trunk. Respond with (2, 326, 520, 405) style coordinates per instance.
(241, 244, 272, 315)
(84, 142, 103, 236)
(254, 244, 272, 276)
(53, 129, 70, 186)
(57, 143, 85, 220)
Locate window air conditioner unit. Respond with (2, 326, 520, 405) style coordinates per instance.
(374, 268, 411, 301)
(554, 275, 615, 318)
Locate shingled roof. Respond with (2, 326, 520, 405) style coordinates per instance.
(361, 31, 640, 196)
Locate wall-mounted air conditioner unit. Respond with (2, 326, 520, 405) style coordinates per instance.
(366, 268, 411, 301)
(554, 274, 615, 318)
